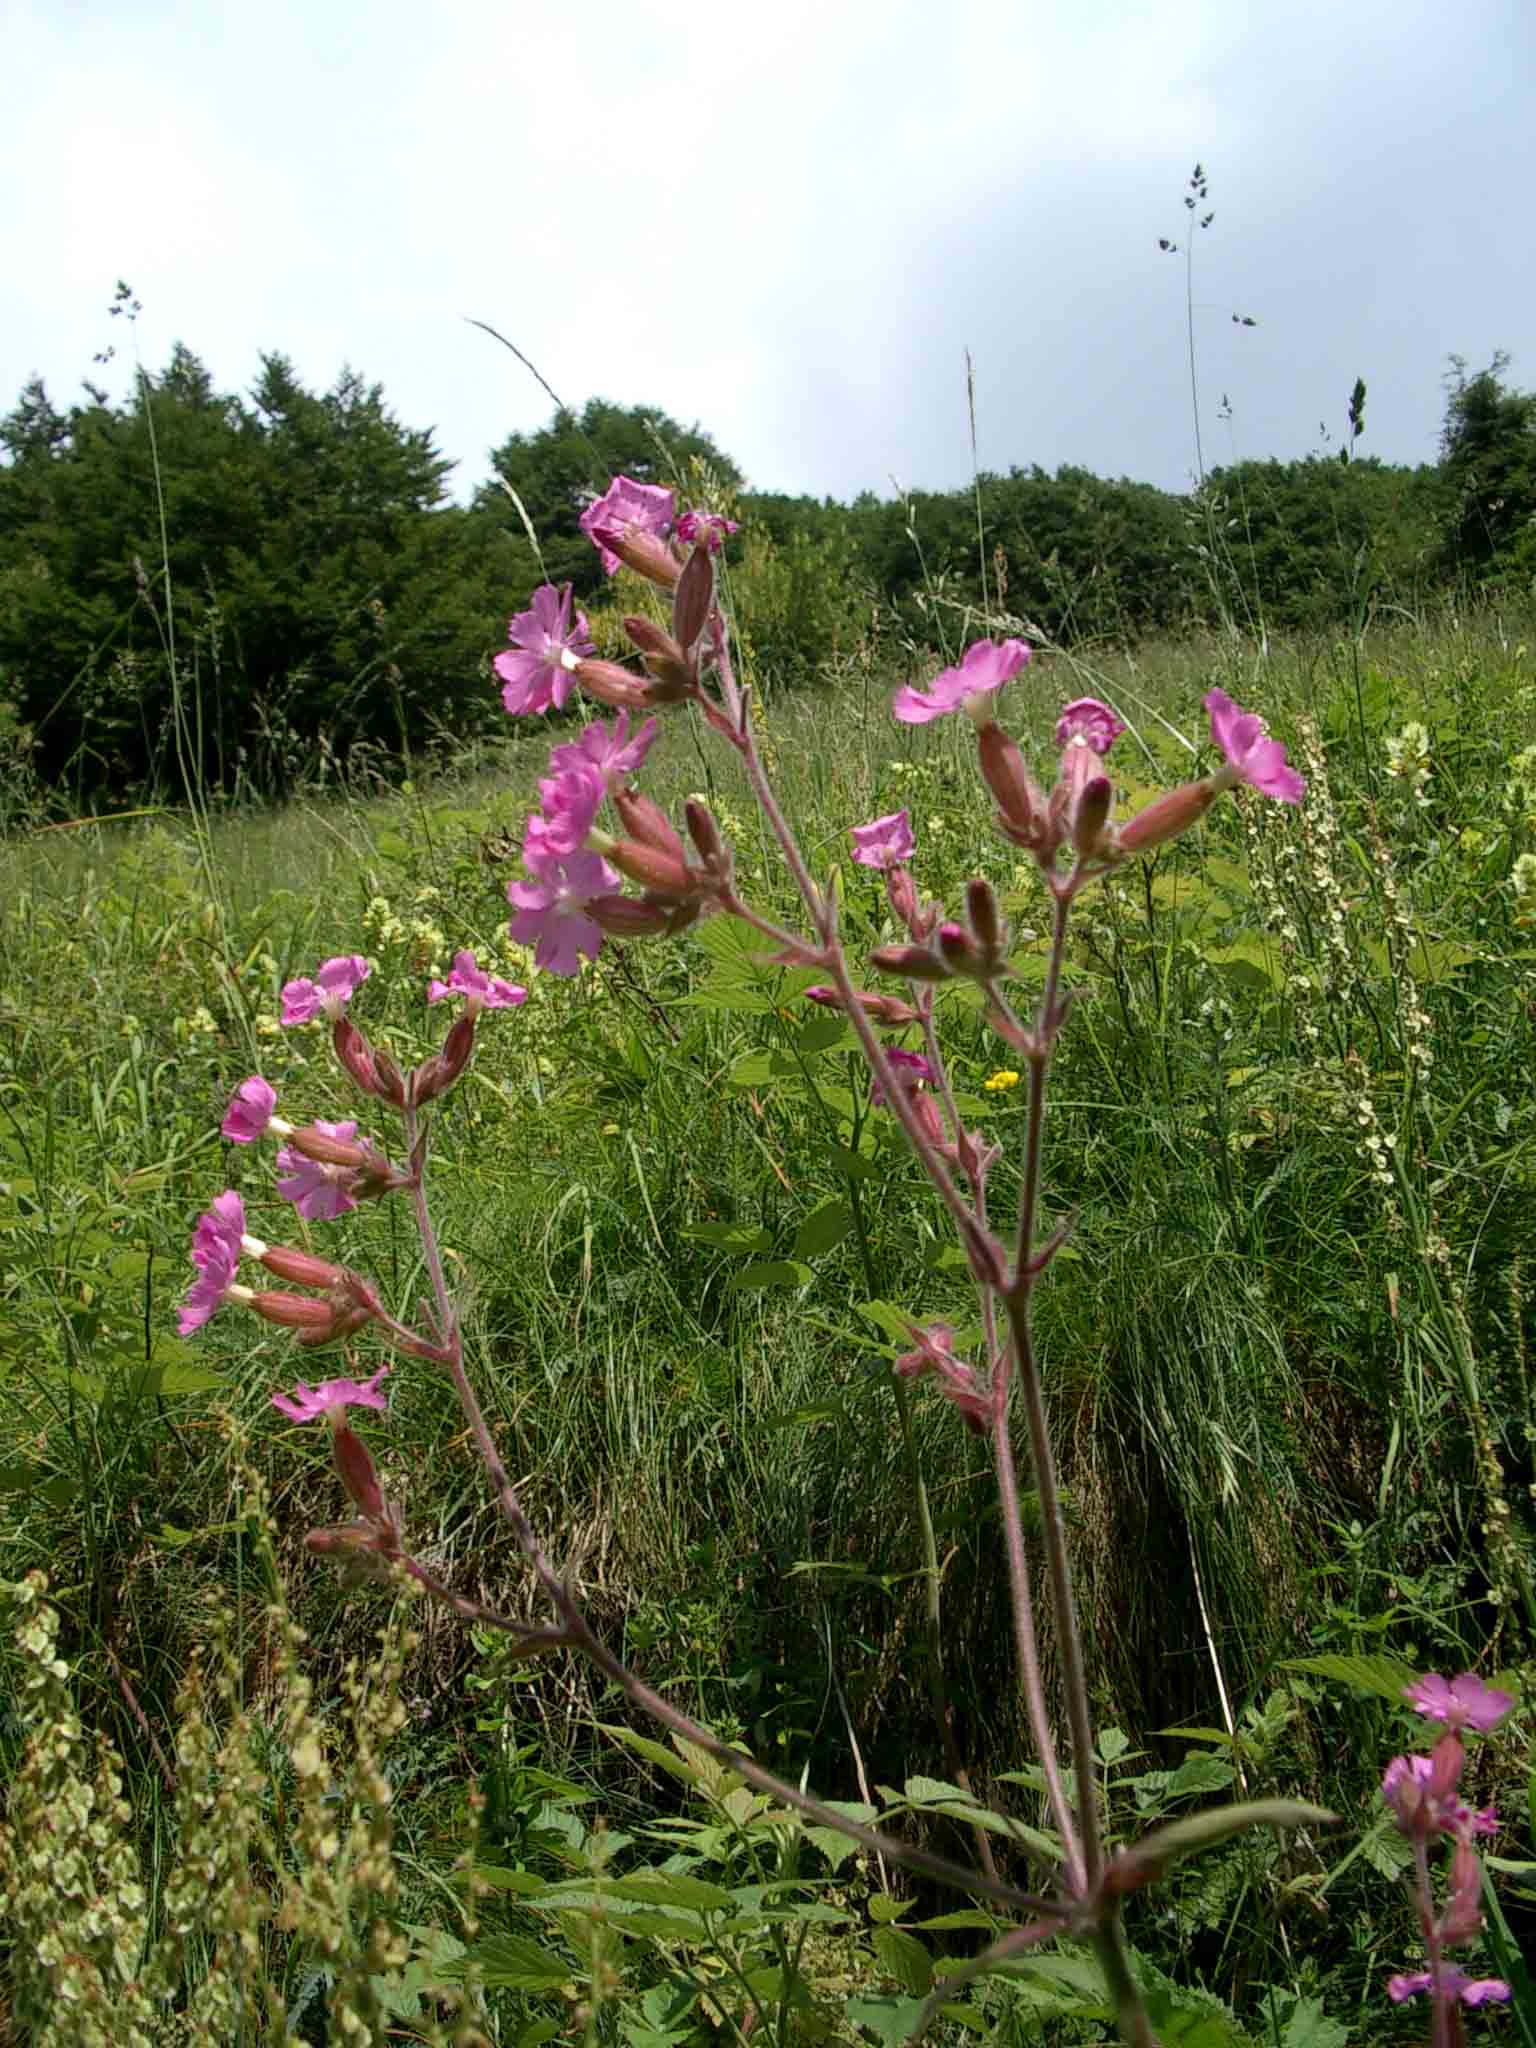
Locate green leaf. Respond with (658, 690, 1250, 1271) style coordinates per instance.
(1278, 1994, 1350, 2048)
(597, 1722, 703, 1787)
(872, 1927, 932, 1995)
(727, 1260, 813, 1292)
(793, 1199, 853, 1261)
(470, 1865, 547, 1895)
(763, 1404, 844, 1432)
(820, 1140, 880, 1181)
(856, 1299, 916, 1345)
(805, 1825, 863, 1873)
(1166, 1756, 1235, 1798)
(867, 1894, 910, 1924)
(606, 1872, 733, 1912)
(847, 1996, 928, 2047)
(461, 1933, 571, 1991)
(138, 1360, 226, 1397)
(682, 1222, 773, 1253)
(0, 1461, 77, 1505)
(727, 1051, 780, 1087)
(1283, 1652, 1419, 1703)
(1097, 1726, 1133, 1765)
(912, 1910, 996, 1931)
(796, 1014, 851, 1053)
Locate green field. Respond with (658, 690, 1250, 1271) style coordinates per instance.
(3, 608, 1535, 2043)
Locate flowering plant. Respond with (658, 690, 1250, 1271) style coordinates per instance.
(175, 483, 1525, 2044)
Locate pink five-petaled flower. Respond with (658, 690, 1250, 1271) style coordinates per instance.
(281, 955, 371, 1026)
(1055, 697, 1126, 756)
(427, 949, 528, 1010)
(549, 712, 659, 786)
(1204, 689, 1306, 803)
(271, 1365, 391, 1424)
(179, 1190, 248, 1335)
(523, 765, 605, 869)
(507, 849, 620, 976)
(893, 638, 1031, 725)
(276, 1119, 362, 1222)
(579, 475, 677, 577)
(1405, 1671, 1516, 1734)
(222, 1074, 278, 1143)
(1388, 1969, 1510, 2008)
(674, 509, 740, 551)
(494, 583, 595, 716)
(850, 809, 916, 870)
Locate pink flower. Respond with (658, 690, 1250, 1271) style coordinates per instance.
(523, 765, 604, 870)
(427, 949, 527, 1009)
(272, 1365, 391, 1424)
(580, 475, 677, 577)
(1204, 689, 1306, 803)
(1405, 1672, 1516, 1734)
(870, 1048, 935, 1108)
(1054, 697, 1124, 756)
(549, 712, 659, 785)
(222, 1075, 278, 1143)
(1381, 1751, 1498, 1839)
(507, 849, 620, 976)
(494, 583, 595, 716)
(850, 809, 915, 871)
(179, 1190, 248, 1335)
(1388, 1969, 1510, 2007)
(675, 509, 740, 551)
(276, 1120, 361, 1221)
(893, 638, 1031, 725)
(281, 955, 371, 1026)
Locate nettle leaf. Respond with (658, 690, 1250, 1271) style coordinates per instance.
(872, 1927, 933, 1996)
(1278, 1995, 1350, 2048)
(1283, 1652, 1419, 1703)
(793, 1199, 853, 1261)
(458, 1933, 571, 1990)
(1166, 1755, 1235, 1798)
(805, 1825, 863, 1873)
(819, 1139, 880, 1180)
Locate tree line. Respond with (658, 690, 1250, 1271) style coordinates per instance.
(1, 341, 1531, 804)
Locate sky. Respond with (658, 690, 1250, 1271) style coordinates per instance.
(3, 0, 1533, 507)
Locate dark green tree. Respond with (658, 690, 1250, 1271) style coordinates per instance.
(1438, 354, 1536, 582)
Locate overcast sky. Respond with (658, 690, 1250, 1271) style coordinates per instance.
(4, 0, 1532, 507)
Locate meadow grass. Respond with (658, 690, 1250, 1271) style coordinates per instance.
(3, 604, 1535, 2038)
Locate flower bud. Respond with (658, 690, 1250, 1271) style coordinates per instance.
(1116, 776, 1220, 855)
(1440, 1838, 1485, 1946)
(965, 877, 1006, 956)
(572, 656, 654, 712)
(975, 720, 1052, 852)
(672, 545, 715, 654)
(587, 892, 673, 938)
(606, 528, 683, 589)
(936, 921, 989, 980)
(613, 786, 688, 861)
(886, 865, 921, 933)
(333, 1013, 404, 1104)
(684, 799, 729, 868)
(249, 1290, 345, 1333)
(332, 1421, 386, 1519)
(294, 1302, 377, 1349)
(286, 1123, 376, 1170)
(412, 1010, 476, 1107)
(621, 616, 695, 695)
(805, 985, 921, 1026)
(257, 1244, 351, 1290)
(604, 837, 698, 897)
(1071, 773, 1115, 861)
(870, 942, 953, 983)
